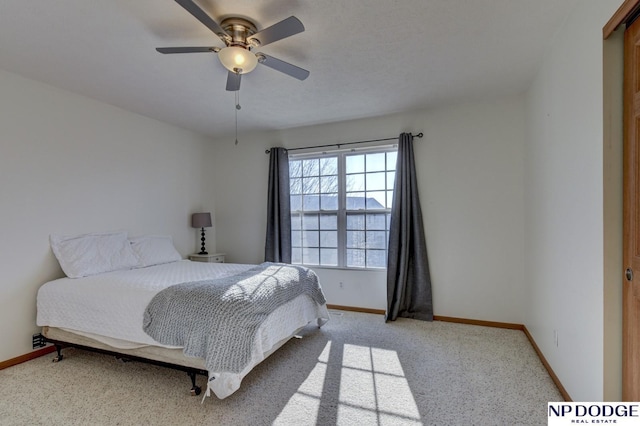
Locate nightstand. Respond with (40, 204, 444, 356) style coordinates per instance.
(189, 253, 226, 263)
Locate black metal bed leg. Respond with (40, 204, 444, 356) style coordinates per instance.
(188, 372, 201, 396)
(52, 344, 64, 363)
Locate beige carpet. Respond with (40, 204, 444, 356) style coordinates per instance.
(0, 310, 562, 425)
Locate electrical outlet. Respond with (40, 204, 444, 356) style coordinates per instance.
(32, 333, 46, 349)
(339, 281, 344, 289)
(553, 330, 558, 347)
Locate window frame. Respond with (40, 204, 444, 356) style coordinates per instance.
(289, 145, 397, 270)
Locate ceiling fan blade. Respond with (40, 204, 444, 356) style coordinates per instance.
(258, 53, 309, 81)
(156, 47, 218, 54)
(174, 0, 229, 42)
(226, 71, 241, 91)
(248, 16, 304, 47)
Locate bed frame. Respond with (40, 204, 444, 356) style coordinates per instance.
(42, 325, 300, 396)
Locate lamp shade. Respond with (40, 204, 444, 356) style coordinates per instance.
(218, 46, 258, 74)
(192, 212, 212, 228)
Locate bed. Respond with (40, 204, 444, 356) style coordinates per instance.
(36, 232, 329, 399)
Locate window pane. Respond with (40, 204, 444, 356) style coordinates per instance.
(387, 152, 397, 171)
(346, 174, 364, 192)
(320, 231, 337, 247)
(303, 159, 319, 176)
(347, 231, 365, 248)
(290, 177, 302, 194)
(346, 154, 365, 174)
(386, 172, 395, 189)
(366, 192, 386, 209)
(347, 249, 365, 267)
(366, 172, 386, 191)
(366, 249, 386, 268)
(303, 248, 319, 265)
(291, 195, 302, 211)
(387, 213, 392, 230)
(366, 153, 386, 172)
(320, 194, 338, 210)
(386, 191, 394, 209)
(291, 230, 302, 247)
(320, 214, 337, 229)
(320, 249, 338, 266)
(303, 231, 319, 247)
(290, 160, 302, 177)
(302, 177, 319, 194)
(291, 214, 302, 230)
(303, 195, 319, 210)
(366, 231, 387, 249)
(366, 213, 386, 230)
(346, 214, 365, 230)
(292, 248, 302, 264)
(320, 157, 338, 174)
(321, 175, 338, 193)
(303, 214, 319, 230)
(346, 192, 366, 210)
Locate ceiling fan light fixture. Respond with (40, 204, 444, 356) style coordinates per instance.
(218, 46, 258, 74)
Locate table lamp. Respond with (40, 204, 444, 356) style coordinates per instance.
(191, 212, 212, 255)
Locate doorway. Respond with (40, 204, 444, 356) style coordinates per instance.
(606, 0, 640, 401)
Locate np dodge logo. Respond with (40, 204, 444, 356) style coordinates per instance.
(548, 403, 640, 425)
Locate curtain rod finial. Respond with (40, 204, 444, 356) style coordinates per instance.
(265, 149, 271, 154)
(415, 132, 424, 138)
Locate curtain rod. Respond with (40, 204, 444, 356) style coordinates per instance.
(264, 132, 423, 154)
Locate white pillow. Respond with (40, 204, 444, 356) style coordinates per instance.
(129, 235, 181, 267)
(50, 231, 140, 278)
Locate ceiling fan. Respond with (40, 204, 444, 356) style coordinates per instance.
(156, 0, 310, 91)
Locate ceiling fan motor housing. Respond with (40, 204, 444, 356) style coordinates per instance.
(220, 17, 258, 48)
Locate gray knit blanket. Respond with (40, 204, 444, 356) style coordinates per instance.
(142, 262, 326, 375)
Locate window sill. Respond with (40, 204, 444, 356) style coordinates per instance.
(296, 264, 388, 272)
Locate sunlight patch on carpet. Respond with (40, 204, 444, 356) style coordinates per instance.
(273, 341, 331, 425)
(338, 344, 422, 425)
(273, 341, 421, 425)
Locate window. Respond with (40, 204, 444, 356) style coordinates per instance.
(290, 148, 397, 269)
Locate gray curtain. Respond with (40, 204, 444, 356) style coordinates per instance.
(265, 147, 292, 263)
(386, 133, 433, 322)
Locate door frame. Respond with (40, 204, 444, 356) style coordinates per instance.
(605, 0, 640, 39)
(605, 0, 640, 401)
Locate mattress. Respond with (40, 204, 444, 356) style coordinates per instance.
(36, 260, 329, 398)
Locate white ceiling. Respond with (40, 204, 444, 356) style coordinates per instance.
(0, 0, 579, 139)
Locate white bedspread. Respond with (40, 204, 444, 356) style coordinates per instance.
(38, 261, 253, 346)
(37, 260, 330, 398)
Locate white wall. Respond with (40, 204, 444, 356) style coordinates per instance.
(207, 96, 526, 322)
(0, 69, 213, 362)
(524, 0, 622, 402)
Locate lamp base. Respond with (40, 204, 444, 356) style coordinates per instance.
(199, 227, 208, 255)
